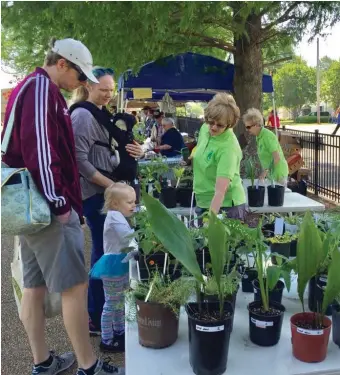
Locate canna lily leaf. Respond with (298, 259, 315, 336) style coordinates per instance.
(142, 190, 203, 282)
(322, 249, 340, 313)
(267, 265, 282, 291)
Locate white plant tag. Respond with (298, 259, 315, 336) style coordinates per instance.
(297, 328, 323, 336)
(254, 288, 257, 293)
(251, 318, 273, 328)
(196, 325, 224, 333)
(319, 277, 327, 283)
(243, 274, 249, 279)
(274, 218, 284, 235)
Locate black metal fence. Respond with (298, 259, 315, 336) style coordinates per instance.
(282, 127, 340, 203)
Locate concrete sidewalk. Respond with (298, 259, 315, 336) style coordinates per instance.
(1, 227, 124, 375)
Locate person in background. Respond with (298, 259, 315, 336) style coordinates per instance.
(131, 110, 139, 123)
(144, 108, 156, 137)
(150, 109, 164, 146)
(332, 106, 340, 135)
(89, 183, 138, 353)
(267, 109, 280, 128)
(244, 108, 288, 186)
(70, 67, 143, 339)
(1, 37, 123, 375)
(191, 93, 246, 219)
(158, 117, 185, 157)
(141, 105, 150, 122)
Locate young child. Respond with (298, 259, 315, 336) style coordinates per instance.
(90, 182, 138, 352)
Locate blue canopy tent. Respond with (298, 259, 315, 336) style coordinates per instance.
(117, 52, 278, 132)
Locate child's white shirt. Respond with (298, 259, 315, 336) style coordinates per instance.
(103, 210, 138, 262)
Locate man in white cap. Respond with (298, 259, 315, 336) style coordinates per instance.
(1, 38, 124, 375)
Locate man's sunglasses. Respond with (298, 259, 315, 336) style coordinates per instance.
(69, 62, 87, 82)
(246, 124, 255, 130)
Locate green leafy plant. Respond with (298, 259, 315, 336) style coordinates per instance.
(267, 233, 296, 244)
(126, 271, 195, 321)
(237, 222, 292, 312)
(205, 267, 240, 298)
(295, 211, 340, 326)
(138, 156, 170, 193)
(245, 157, 257, 188)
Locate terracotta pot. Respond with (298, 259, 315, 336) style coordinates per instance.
(136, 299, 179, 349)
(290, 312, 332, 363)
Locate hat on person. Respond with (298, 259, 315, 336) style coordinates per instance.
(52, 38, 99, 83)
(154, 109, 164, 119)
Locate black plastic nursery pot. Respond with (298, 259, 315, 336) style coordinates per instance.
(270, 242, 291, 264)
(202, 286, 239, 332)
(247, 186, 265, 207)
(332, 304, 340, 348)
(262, 223, 275, 238)
(160, 187, 177, 208)
(308, 275, 332, 316)
(186, 301, 233, 375)
(253, 279, 285, 305)
(290, 239, 297, 257)
(241, 268, 258, 293)
(248, 300, 285, 346)
(137, 252, 167, 281)
(176, 187, 195, 207)
(267, 185, 285, 207)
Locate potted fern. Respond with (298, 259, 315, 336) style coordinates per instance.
(290, 211, 340, 363)
(143, 192, 235, 375)
(246, 158, 265, 207)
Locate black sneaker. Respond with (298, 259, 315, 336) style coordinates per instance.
(100, 335, 125, 353)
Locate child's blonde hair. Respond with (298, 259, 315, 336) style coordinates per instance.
(103, 183, 135, 213)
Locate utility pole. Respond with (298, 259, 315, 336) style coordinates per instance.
(316, 37, 321, 124)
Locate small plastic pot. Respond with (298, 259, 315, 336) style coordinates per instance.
(253, 279, 285, 305)
(270, 242, 291, 264)
(160, 187, 177, 208)
(247, 186, 265, 207)
(241, 268, 258, 293)
(176, 187, 195, 207)
(290, 312, 332, 363)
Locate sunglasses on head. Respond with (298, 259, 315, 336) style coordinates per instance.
(69, 62, 87, 82)
(93, 67, 115, 79)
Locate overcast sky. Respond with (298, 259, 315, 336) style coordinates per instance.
(1, 23, 339, 89)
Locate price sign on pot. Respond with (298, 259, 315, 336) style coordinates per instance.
(297, 328, 323, 336)
(196, 325, 225, 332)
(251, 317, 273, 328)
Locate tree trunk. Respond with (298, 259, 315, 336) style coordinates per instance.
(232, 10, 264, 174)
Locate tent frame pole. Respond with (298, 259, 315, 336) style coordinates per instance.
(272, 92, 278, 138)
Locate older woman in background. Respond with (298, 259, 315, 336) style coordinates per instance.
(192, 93, 246, 219)
(158, 117, 185, 157)
(243, 108, 288, 185)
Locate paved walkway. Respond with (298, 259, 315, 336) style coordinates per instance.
(1, 227, 124, 374)
(285, 124, 338, 134)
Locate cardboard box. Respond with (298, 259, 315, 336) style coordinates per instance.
(279, 131, 301, 147)
(287, 153, 304, 175)
(282, 144, 302, 157)
(297, 167, 311, 181)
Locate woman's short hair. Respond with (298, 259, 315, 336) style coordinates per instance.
(242, 108, 264, 127)
(204, 93, 240, 129)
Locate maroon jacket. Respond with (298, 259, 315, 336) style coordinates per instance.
(2, 67, 82, 216)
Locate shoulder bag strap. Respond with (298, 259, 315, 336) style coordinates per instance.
(1, 77, 36, 155)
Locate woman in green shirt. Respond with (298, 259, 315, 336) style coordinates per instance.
(191, 93, 246, 220)
(243, 108, 289, 185)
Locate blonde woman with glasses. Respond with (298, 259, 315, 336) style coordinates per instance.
(191, 93, 246, 220)
(243, 108, 288, 186)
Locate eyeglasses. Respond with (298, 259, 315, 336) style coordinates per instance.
(69, 62, 87, 82)
(207, 120, 227, 129)
(93, 67, 114, 79)
(246, 124, 255, 130)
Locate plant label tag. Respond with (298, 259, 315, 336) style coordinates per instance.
(251, 318, 273, 328)
(243, 274, 249, 279)
(196, 325, 224, 333)
(297, 328, 323, 336)
(274, 218, 284, 235)
(319, 277, 327, 283)
(254, 288, 257, 293)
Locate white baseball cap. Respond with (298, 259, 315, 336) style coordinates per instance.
(52, 38, 99, 83)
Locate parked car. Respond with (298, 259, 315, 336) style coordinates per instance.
(296, 111, 331, 124)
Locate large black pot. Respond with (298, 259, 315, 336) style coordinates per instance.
(247, 186, 265, 207)
(186, 302, 233, 375)
(176, 187, 195, 207)
(248, 300, 285, 346)
(253, 279, 285, 305)
(160, 187, 177, 208)
(267, 185, 285, 207)
(270, 242, 291, 264)
(241, 268, 258, 293)
(332, 304, 340, 348)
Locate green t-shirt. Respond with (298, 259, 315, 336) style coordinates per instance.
(193, 124, 245, 209)
(256, 128, 289, 181)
